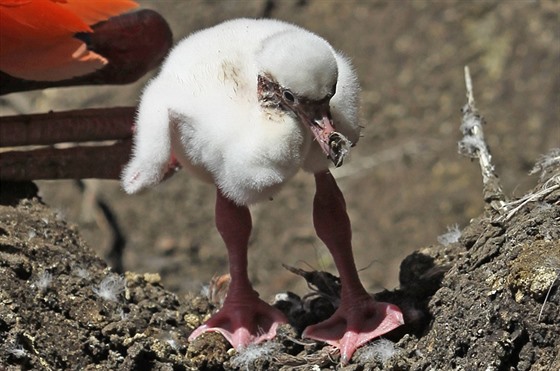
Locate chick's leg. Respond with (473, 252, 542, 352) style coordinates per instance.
(188, 189, 287, 348)
(303, 171, 404, 364)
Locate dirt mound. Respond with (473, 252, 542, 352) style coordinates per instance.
(1, 164, 558, 370)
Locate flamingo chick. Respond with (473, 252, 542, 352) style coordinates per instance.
(121, 18, 403, 363)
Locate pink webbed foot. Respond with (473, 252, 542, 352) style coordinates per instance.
(188, 294, 288, 349)
(303, 297, 403, 364)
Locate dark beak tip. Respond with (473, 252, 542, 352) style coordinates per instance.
(331, 155, 343, 167)
(327, 132, 351, 168)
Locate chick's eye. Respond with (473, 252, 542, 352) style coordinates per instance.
(283, 90, 295, 103)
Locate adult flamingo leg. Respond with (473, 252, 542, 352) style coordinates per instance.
(188, 189, 287, 348)
(303, 171, 404, 364)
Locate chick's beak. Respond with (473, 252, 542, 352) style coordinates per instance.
(297, 102, 351, 167)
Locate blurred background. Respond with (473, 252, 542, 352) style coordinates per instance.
(1, 0, 558, 299)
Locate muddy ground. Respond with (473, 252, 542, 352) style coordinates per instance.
(0, 0, 559, 369)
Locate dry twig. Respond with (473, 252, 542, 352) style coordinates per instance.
(458, 66, 506, 212)
(500, 174, 560, 222)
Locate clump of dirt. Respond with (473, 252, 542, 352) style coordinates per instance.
(1, 167, 558, 370)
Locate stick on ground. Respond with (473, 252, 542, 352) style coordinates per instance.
(458, 66, 506, 212)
